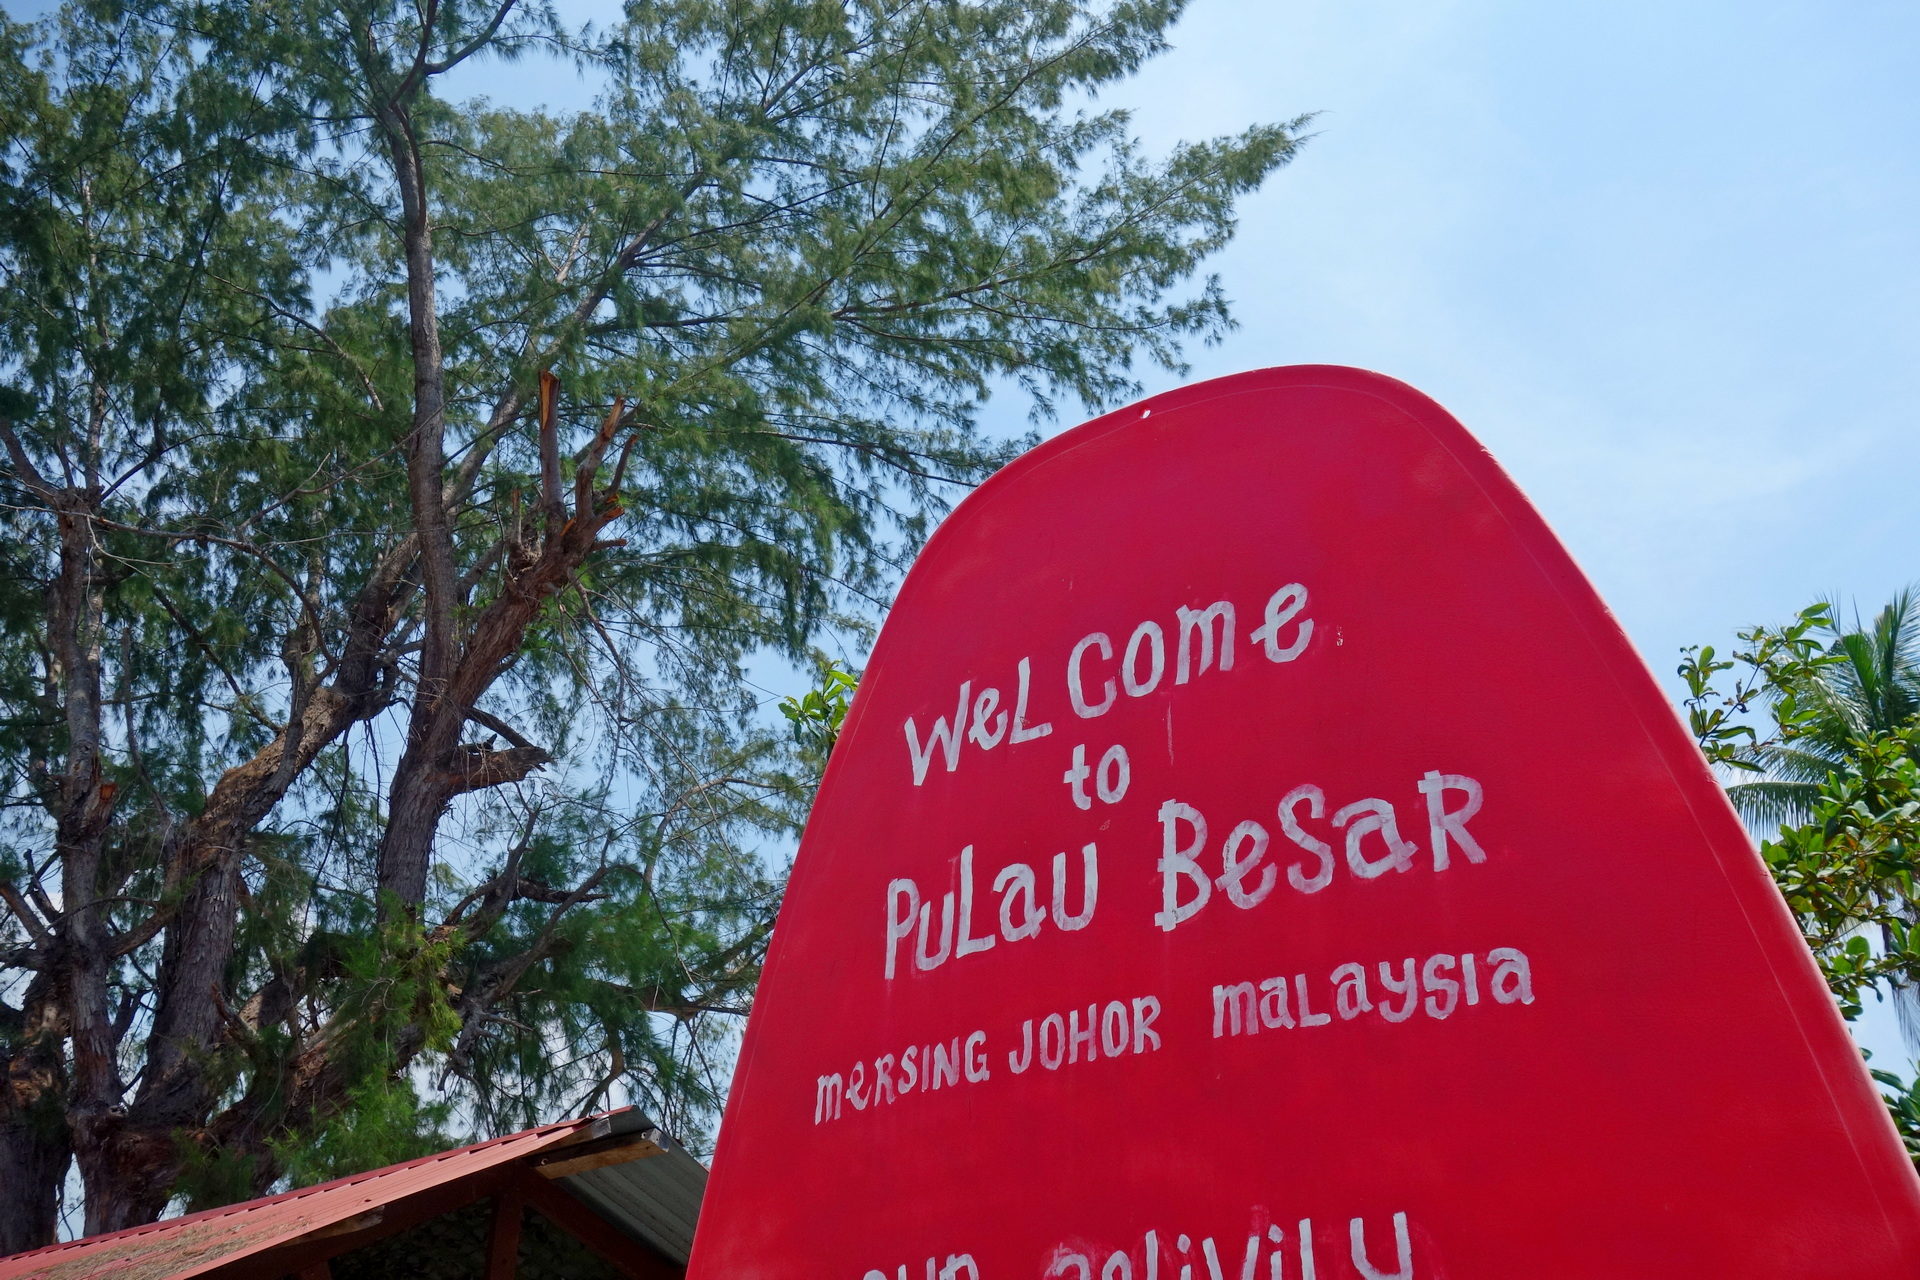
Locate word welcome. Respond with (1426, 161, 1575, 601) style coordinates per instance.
(903, 583, 1315, 785)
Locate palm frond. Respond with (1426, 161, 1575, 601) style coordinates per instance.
(1750, 743, 1848, 786)
(1726, 777, 1823, 830)
(1744, 586, 1920, 1054)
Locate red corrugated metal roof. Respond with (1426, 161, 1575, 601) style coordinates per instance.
(0, 1112, 619, 1280)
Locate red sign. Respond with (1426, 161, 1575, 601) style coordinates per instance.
(687, 366, 1920, 1279)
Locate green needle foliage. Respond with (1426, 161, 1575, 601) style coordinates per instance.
(1681, 592, 1920, 1164)
(0, 0, 1303, 1242)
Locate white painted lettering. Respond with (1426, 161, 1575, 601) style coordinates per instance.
(1101, 1001, 1129, 1056)
(1490, 946, 1534, 1004)
(1123, 620, 1167, 696)
(1096, 744, 1131, 803)
(1009, 1021, 1033, 1075)
(1422, 953, 1459, 1019)
(1040, 1013, 1066, 1070)
(1251, 584, 1313, 662)
(1258, 976, 1293, 1029)
(1064, 743, 1095, 809)
(964, 1030, 990, 1082)
(966, 686, 1007, 749)
(1069, 1003, 1099, 1063)
(955, 845, 997, 959)
(1011, 656, 1054, 742)
(904, 681, 970, 784)
(931, 1037, 962, 1089)
(1349, 1213, 1411, 1280)
(1279, 784, 1334, 893)
(1293, 972, 1331, 1027)
(1068, 633, 1117, 718)
(1333, 798, 1416, 879)
(915, 893, 955, 971)
(1375, 959, 1417, 1023)
(814, 1073, 843, 1124)
(1052, 843, 1098, 930)
(1176, 600, 1236, 683)
(1156, 800, 1211, 930)
(1217, 819, 1276, 909)
(1213, 982, 1262, 1038)
(1332, 962, 1372, 1020)
(848, 1060, 868, 1110)
(885, 879, 920, 980)
(1132, 996, 1162, 1053)
(1419, 770, 1486, 869)
(994, 862, 1045, 942)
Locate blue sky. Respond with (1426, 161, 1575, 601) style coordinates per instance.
(1112, 0, 1918, 673)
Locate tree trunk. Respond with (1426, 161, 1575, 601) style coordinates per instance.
(44, 487, 135, 1237)
(0, 974, 71, 1254)
(83, 675, 400, 1228)
(90, 861, 246, 1230)
(372, 87, 462, 914)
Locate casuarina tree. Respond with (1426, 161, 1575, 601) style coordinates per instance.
(0, 0, 1303, 1244)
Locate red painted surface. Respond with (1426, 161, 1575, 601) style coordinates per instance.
(0, 1113, 610, 1280)
(689, 367, 1920, 1279)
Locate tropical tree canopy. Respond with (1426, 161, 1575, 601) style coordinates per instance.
(0, 0, 1303, 1244)
(1680, 591, 1920, 1161)
(1716, 589, 1920, 831)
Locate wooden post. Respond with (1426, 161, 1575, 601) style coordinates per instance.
(486, 1189, 525, 1280)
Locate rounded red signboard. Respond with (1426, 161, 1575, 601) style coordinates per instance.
(688, 366, 1920, 1279)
